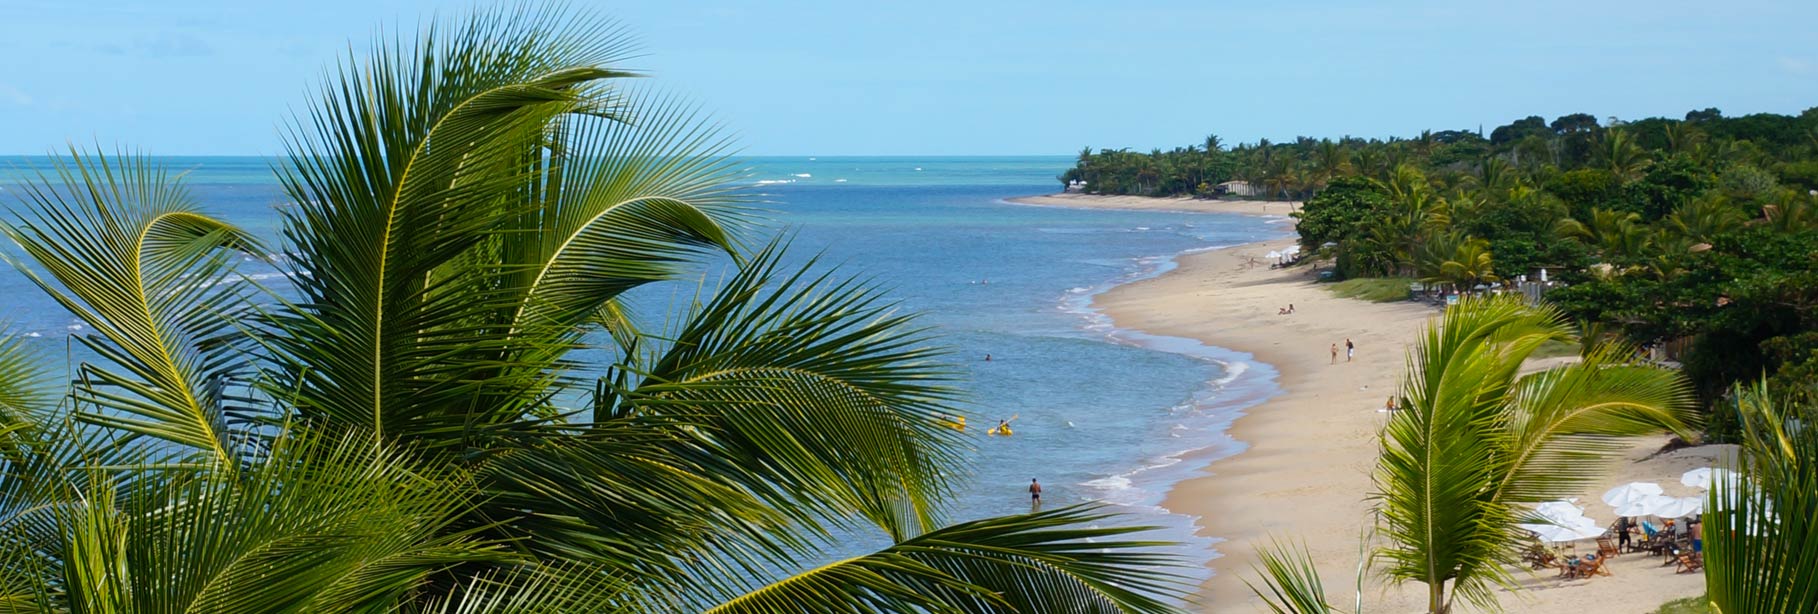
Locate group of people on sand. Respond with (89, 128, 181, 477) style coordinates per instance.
(1329, 338, 1354, 364)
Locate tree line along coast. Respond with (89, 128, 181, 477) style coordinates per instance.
(1060, 109, 1818, 440)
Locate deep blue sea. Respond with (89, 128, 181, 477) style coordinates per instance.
(0, 155, 1290, 578)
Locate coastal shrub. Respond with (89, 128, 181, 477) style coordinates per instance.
(1327, 277, 1415, 303)
(1292, 177, 1390, 252)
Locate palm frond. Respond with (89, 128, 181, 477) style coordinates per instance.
(704, 506, 1188, 614)
(0, 326, 54, 428)
(423, 562, 637, 614)
(1493, 343, 1696, 504)
(473, 416, 810, 598)
(269, 5, 641, 449)
(506, 87, 749, 335)
(7, 428, 524, 612)
(1704, 382, 1818, 612)
(2, 149, 260, 464)
(618, 242, 962, 542)
(1375, 298, 1565, 609)
(1246, 539, 1336, 614)
(1373, 297, 1687, 612)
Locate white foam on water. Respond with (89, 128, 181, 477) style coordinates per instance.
(1210, 361, 1249, 387)
(1034, 220, 1298, 579)
(792, 173, 811, 178)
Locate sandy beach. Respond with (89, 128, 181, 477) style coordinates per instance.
(1010, 194, 1721, 613)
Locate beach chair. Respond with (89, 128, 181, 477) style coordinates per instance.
(1596, 536, 1621, 558)
(1523, 545, 1558, 570)
(1555, 557, 1581, 579)
(1577, 555, 1611, 578)
(1675, 551, 1704, 574)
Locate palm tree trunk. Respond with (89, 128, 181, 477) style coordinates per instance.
(1428, 580, 1447, 614)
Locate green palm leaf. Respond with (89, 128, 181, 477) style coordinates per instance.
(1374, 297, 1691, 612)
(620, 243, 961, 542)
(269, 5, 639, 448)
(1704, 382, 1818, 612)
(10, 428, 521, 613)
(506, 89, 748, 334)
(1246, 540, 1338, 614)
(0, 326, 54, 427)
(0, 5, 1200, 612)
(2, 149, 260, 463)
(705, 506, 1187, 614)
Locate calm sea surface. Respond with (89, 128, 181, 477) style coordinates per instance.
(0, 155, 1290, 578)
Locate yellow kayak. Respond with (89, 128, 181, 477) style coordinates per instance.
(987, 414, 1019, 436)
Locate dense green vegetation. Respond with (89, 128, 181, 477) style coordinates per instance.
(1065, 109, 1818, 424)
(0, 7, 1188, 612)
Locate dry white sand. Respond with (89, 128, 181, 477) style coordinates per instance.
(1012, 193, 1721, 613)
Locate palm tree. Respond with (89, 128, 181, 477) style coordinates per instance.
(1435, 237, 1498, 291)
(0, 7, 1186, 611)
(1473, 157, 1516, 194)
(1251, 298, 1693, 614)
(1597, 128, 1652, 182)
(1263, 157, 1295, 201)
(1312, 139, 1350, 189)
(1666, 196, 1745, 242)
(1763, 190, 1818, 232)
(1351, 147, 1388, 182)
(1663, 121, 1705, 155)
(1556, 208, 1653, 265)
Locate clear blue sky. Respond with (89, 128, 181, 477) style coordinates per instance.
(3, 0, 1815, 156)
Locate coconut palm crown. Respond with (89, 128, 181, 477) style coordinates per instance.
(0, 5, 1187, 612)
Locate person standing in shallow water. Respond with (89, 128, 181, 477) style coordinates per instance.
(1029, 478, 1041, 502)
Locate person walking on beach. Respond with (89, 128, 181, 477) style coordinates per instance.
(1345, 338, 1355, 362)
(1330, 343, 1338, 364)
(1028, 478, 1042, 502)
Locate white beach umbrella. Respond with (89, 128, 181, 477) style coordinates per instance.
(1614, 494, 1676, 518)
(1653, 496, 1704, 519)
(1707, 486, 1773, 514)
(1681, 467, 1740, 490)
(1285, 245, 1302, 255)
(1602, 482, 1665, 508)
(1519, 516, 1605, 542)
(1534, 500, 1586, 524)
(1265, 251, 1282, 259)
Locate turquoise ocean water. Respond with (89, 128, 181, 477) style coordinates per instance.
(0, 155, 1291, 579)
